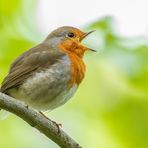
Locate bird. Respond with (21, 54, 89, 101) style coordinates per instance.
(0, 26, 95, 112)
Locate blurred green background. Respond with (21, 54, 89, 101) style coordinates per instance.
(1, 0, 148, 148)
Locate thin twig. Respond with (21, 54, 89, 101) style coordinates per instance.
(0, 92, 82, 148)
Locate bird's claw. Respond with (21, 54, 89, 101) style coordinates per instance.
(52, 120, 62, 133)
(39, 111, 62, 133)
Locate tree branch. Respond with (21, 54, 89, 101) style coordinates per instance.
(0, 92, 82, 148)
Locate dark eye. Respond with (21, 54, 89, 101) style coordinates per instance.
(67, 32, 75, 38)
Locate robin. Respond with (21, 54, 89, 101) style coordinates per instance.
(0, 26, 95, 112)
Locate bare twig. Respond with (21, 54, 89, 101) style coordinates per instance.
(0, 92, 81, 148)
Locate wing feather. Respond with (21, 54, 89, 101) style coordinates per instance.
(1, 43, 65, 93)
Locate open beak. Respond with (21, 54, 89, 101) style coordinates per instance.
(80, 30, 97, 52)
(80, 30, 95, 41)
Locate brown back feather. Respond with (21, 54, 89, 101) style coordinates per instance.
(1, 43, 65, 93)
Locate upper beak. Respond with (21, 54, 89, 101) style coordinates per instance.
(80, 30, 97, 52)
(80, 30, 95, 41)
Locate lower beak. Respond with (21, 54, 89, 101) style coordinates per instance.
(87, 48, 97, 52)
(80, 30, 97, 52)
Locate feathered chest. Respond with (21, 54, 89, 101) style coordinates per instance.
(58, 42, 86, 86)
(68, 53, 86, 86)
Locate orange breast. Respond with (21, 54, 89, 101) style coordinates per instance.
(58, 42, 86, 86)
(68, 52, 86, 86)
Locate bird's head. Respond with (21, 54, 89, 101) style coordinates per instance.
(45, 26, 95, 58)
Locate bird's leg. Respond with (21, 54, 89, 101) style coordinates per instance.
(39, 111, 62, 133)
(39, 111, 50, 120)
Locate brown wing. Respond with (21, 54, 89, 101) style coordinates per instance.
(1, 43, 65, 93)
